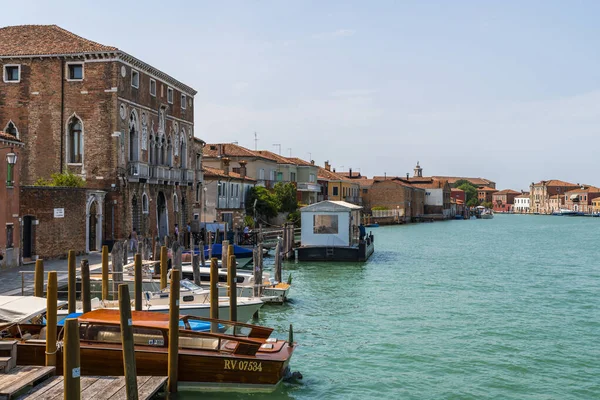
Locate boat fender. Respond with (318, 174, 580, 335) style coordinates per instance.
(283, 366, 303, 382)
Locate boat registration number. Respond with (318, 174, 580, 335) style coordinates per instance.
(224, 359, 262, 372)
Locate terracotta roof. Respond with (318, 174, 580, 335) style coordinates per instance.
(203, 143, 272, 161)
(432, 176, 494, 186)
(477, 186, 498, 192)
(359, 179, 374, 188)
(253, 150, 292, 164)
(373, 175, 400, 181)
(0, 25, 118, 57)
(532, 179, 579, 187)
(451, 188, 465, 193)
(317, 166, 345, 181)
(564, 186, 600, 194)
(493, 189, 521, 195)
(372, 178, 423, 190)
(0, 131, 22, 144)
(202, 166, 255, 182)
(515, 192, 530, 198)
(336, 171, 364, 179)
(286, 157, 314, 167)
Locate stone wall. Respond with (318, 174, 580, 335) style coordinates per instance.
(20, 186, 87, 259)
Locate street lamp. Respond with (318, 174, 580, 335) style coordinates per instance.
(3, 148, 17, 186)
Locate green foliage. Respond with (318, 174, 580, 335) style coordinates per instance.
(34, 171, 85, 188)
(274, 182, 298, 213)
(243, 215, 255, 228)
(466, 197, 480, 207)
(457, 181, 479, 206)
(372, 206, 389, 211)
(245, 186, 279, 220)
(287, 209, 301, 226)
(481, 201, 494, 209)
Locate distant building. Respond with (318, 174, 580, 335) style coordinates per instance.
(477, 187, 498, 204)
(0, 132, 22, 267)
(365, 178, 425, 222)
(529, 180, 580, 214)
(492, 189, 520, 213)
(451, 188, 466, 204)
(513, 192, 530, 213)
(317, 162, 361, 205)
(563, 186, 600, 213)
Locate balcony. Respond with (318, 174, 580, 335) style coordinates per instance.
(181, 169, 195, 185)
(297, 182, 322, 192)
(345, 196, 362, 205)
(128, 162, 149, 181)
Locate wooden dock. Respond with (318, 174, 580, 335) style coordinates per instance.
(0, 365, 55, 400)
(19, 375, 167, 400)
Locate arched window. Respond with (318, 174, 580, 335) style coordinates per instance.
(181, 197, 187, 227)
(148, 135, 154, 165)
(180, 129, 187, 169)
(167, 136, 173, 167)
(174, 193, 179, 212)
(68, 116, 83, 163)
(129, 112, 139, 162)
(142, 193, 149, 214)
(160, 136, 166, 165)
(4, 121, 18, 138)
(195, 183, 201, 202)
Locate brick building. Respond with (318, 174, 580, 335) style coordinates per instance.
(364, 178, 425, 222)
(492, 189, 520, 213)
(563, 186, 600, 213)
(0, 25, 200, 256)
(450, 188, 465, 203)
(0, 132, 22, 266)
(477, 186, 498, 204)
(529, 180, 580, 214)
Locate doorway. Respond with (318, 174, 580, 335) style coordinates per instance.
(89, 201, 98, 251)
(22, 216, 34, 259)
(157, 191, 168, 239)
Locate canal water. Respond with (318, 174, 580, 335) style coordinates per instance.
(177, 215, 600, 399)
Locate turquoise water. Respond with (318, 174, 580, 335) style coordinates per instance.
(176, 215, 600, 399)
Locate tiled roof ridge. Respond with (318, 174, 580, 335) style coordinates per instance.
(49, 25, 118, 52)
(202, 165, 255, 181)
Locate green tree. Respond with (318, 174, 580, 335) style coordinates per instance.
(456, 180, 479, 206)
(34, 171, 85, 187)
(274, 182, 298, 213)
(245, 186, 278, 220)
(481, 201, 494, 209)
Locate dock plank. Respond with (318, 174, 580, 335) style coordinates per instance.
(107, 376, 152, 400)
(136, 376, 168, 399)
(16, 376, 62, 398)
(0, 365, 55, 399)
(81, 376, 119, 400)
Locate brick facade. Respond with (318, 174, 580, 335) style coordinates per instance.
(1, 26, 200, 256)
(364, 179, 425, 222)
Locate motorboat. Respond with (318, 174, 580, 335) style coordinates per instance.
(57, 280, 264, 323)
(551, 209, 578, 216)
(4, 309, 296, 391)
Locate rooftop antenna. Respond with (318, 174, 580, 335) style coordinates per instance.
(287, 148, 292, 157)
(273, 143, 282, 155)
(307, 152, 312, 161)
(254, 132, 258, 150)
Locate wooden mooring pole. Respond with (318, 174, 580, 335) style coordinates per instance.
(168, 269, 180, 393)
(34, 259, 44, 297)
(192, 247, 201, 286)
(119, 284, 138, 400)
(46, 271, 57, 367)
(228, 254, 237, 322)
(210, 258, 219, 332)
(67, 250, 76, 315)
(274, 239, 282, 283)
(199, 240, 206, 268)
(160, 246, 168, 290)
(63, 318, 81, 400)
(102, 245, 109, 301)
(134, 254, 142, 311)
(81, 260, 91, 314)
(221, 240, 230, 274)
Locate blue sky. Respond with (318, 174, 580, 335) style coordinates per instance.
(4, 1, 600, 189)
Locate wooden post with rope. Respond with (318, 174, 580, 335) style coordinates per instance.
(210, 257, 219, 332)
(221, 240, 230, 276)
(45, 271, 57, 367)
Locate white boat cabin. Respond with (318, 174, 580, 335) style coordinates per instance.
(300, 201, 362, 247)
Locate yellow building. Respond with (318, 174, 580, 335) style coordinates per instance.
(317, 164, 361, 205)
(592, 197, 600, 213)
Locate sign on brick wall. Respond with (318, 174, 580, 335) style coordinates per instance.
(54, 208, 65, 218)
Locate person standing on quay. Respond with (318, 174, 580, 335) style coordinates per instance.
(130, 228, 138, 253)
(174, 223, 180, 242)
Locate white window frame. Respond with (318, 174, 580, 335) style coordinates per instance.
(142, 193, 149, 214)
(167, 87, 174, 104)
(174, 193, 179, 212)
(66, 62, 84, 81)
(181, 94, 187, 110)
(149, 79, 156, 97)
(131, 69, 140, 88)
(3, 64, 21, 83)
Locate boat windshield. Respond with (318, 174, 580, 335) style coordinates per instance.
(180, 280, 202, 292)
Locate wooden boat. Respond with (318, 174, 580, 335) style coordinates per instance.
(7, 309, 296, 392)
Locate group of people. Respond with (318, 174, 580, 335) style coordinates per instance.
(128, 221, 193, 252)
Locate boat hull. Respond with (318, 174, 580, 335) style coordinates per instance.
(15, 341, 292, 391)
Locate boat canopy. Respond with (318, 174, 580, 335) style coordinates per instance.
(0, 295, 66, 325)
(300, 200, 362, 213)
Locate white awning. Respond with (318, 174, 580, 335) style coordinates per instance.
(0, 296, 66, 325)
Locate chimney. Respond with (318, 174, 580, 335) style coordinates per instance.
(222, 157, 230, 175)
(325, 160, 331, 171)
(238, 160, 247, 178)
(311, 160, 315, 165)
(349, 168, 352, 178)
(406, 173, 409, 180)
(333, 168, 336, 173)
(218, 143, 223, 157)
